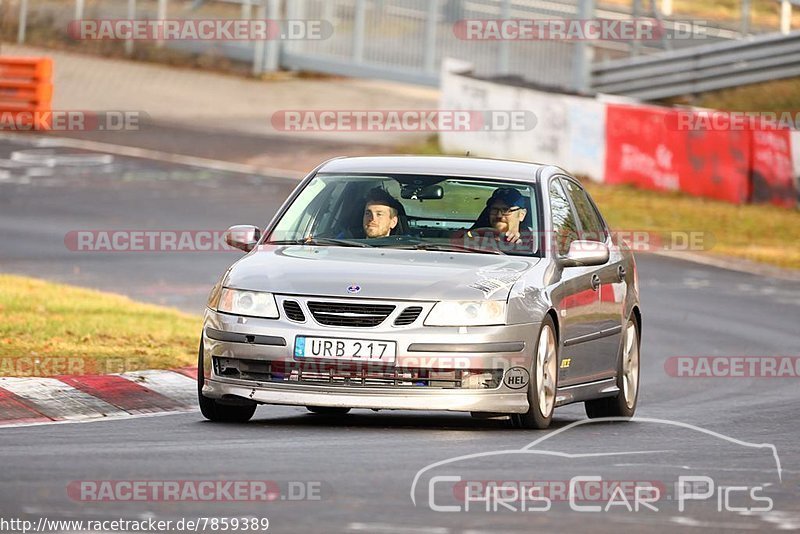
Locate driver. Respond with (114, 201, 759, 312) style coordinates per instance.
(471, 187, 529, 244)
(362, 187, 401, 238)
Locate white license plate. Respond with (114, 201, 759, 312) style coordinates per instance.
(294, 336, 396, 363)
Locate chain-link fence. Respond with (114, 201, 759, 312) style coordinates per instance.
(3, 0, 796, 92)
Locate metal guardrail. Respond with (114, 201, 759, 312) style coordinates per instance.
(591, 30, 800, 100)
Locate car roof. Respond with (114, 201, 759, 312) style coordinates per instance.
(317, 156, 565, 184)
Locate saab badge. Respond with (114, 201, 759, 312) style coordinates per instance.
(504, 367, 530, 389)
(347, 285, 361, 294)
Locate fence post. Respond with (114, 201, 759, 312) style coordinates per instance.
(497, 0, 511, 75)
(17, 0, 28, 44)
(264, 0, 281, 72)
(253, 1, 267, 75)
(241, 0, 252, 19)
(353, 0, 367, 63)
(423, 0, 439, 73)
(631, 0, 642, 56)
(125, 0, 136, 56)
(741, 0, 750, 36)
(781, 0, 792, 34)
(156, 0, 168, 48)
(572, 0, 595, 93)
(75, 0, 84, 20)
(661, 0, 672, 17)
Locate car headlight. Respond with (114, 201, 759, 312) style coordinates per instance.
(216, 288, 279, 319)
(424, 301, 507, 326)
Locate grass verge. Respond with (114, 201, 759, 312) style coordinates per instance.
(585, 182, 800, 270)
(0, 275, 200, 377)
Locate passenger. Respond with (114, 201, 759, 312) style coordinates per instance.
(362, 187, 402, 238)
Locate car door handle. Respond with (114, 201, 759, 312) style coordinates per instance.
(590, 274, 601, 291)
(617, 265, 626, 281)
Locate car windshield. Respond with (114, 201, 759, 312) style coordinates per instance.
(267, 173, 540, 256)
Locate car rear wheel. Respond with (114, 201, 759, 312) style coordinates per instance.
(306, 407, 351, 416)
(197, 341, 257, 423)
(512, 316, 558, 429)
(585, 317, 640, 419)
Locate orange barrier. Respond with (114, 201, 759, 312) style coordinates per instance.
(0, 57, 53, 130)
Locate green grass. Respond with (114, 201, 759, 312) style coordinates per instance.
(675, 77, 800, 113)
(585, 182, 800, 270)
(0, 275, 200, 376)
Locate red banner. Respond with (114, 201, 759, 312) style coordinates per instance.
(750, 130, 798, 208)
(605, 104, 751, 204)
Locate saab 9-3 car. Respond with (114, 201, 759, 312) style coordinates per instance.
(198, 156, 641, 429)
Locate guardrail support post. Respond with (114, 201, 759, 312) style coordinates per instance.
(264, 0, 281, 72)
(125, 0, 136, 56)
(423, 0, 440, 73)
(573, 0, 595, 93)
(353, 0, 367, 63)
(253, 1, 267, 75)
(781, 0, 792, 34)
(17, 0, 28, 44)
(75, 0, 84, 20)
(632, 0, 642, 56)
(741, 0, 751, 36)
(156, 0, 167, 48)
(497, 0, 511, 75)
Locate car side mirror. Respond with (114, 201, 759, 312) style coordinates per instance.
(560, 240, 609, 267)
(225, 225, 261, 253)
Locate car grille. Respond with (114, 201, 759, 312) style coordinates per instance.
(394, 306, 423, 326)
(307, 301, 395, 327)
(283, 300, 306, 322)
(213, 358, 502, 390)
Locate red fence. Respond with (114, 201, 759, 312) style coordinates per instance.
(604, 104, 798, 208)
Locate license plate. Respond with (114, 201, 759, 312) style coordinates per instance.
(294, 336, 396, 363)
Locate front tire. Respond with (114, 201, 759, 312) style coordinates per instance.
(585, 317, 640, 419)
(197, 340, 257, 423)
(512, 316, 558, 429)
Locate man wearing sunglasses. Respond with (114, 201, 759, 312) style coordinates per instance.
(470, 187, 530, 244)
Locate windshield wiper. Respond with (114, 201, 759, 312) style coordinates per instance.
(265, 238, 372, 248)
(384, 242, 505, 255)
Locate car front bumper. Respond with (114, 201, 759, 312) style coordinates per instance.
(200, 306, 537, 414)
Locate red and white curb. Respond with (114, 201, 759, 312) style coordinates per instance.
(0, 367, 198, 427)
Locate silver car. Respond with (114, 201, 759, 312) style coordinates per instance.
(198, 156, 641, 429)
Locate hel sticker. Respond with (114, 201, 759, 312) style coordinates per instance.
(503, 366, 530, 389)
(560, 358, 571, 369)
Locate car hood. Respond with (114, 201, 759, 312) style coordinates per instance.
(223, 245, 541, 301)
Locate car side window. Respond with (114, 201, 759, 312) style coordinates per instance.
(563, 179, 607, 242)
(549, 179, 579, 256)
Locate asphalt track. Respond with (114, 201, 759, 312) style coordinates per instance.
(1, 135, 799, 533)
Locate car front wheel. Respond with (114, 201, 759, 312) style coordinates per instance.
(197, 341, 257, 423)
(512, 316, 558, 429)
